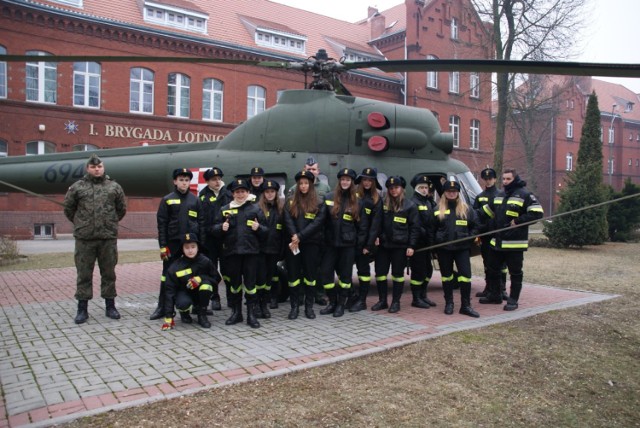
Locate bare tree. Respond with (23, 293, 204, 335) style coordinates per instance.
(471, 0, 587, 176)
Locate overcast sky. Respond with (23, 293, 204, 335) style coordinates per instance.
(271, 0, 640, 93)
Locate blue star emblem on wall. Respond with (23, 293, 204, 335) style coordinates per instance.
(64, 121, 79, 134)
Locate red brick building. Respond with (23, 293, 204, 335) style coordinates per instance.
(0, 0, 493, 238)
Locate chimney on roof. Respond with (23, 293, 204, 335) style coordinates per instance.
(370, 9, 386, 39)
(368, 7, 379, 18)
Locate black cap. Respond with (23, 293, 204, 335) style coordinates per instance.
(173, 168, 194, 179)
(203, 167, 224, 180)
(305, 156, 318, 166)
(385, 176, 406, 189)
(250, 167, 265, 177)
(410, 173, 432, 189)
(295, 170, 314, 182)
(337, 168, 357, 181)
(228, 178, 250, 192)
(481, 168, 497, 180)
(181, 232, 199, 245)
(443, 177, 461, 192)
(86, 154, 102, 166)
(263, 180, 280, 191)
(355, 167, 382, 189)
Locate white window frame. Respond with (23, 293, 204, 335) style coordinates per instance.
(566, 152, 573, 171)
(203, 78, 224, 122)
(449, 71, 459, 94)
(0, 45, 6, 99)
(73, 144, 99, 151)
(26, 51, 57, 104)
(608, 127, 615, 145)
(255, 30, 306, 55)
(426, 55, 438, 89)
(48, 0, 82, 7)
(247, 85, 266, 119)
(449, 115, 460, 148)
(73, 62, 101, 108)
(566, 119, 573, 138)
(34, 223, 54, 239)
(470, 119, 480, 150)
(168, 72, 190, 118)
(130, 67, 154, 114)
(451, 18, 459, 40)
(470, 72, 480, 98)
(608, 157, 614, 175)
(143, 3, 208, 34)
(26, 141, 56, 155)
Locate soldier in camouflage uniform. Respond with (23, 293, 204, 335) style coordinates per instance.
(63, 154, 127, 324)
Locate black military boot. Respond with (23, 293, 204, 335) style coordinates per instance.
(443, 283, 454, 315)
(349, 283, 369, 312)
(479, 278, 503, 304)
(459, 283, 480, 318)
(197, 306, 211, 328)
(320, 288, 337, 315)
(388, 283, 403, 313)
(74, 300, 89, 324)
(225, 298, 243, 325)
(105, 298, 121, 320)
(246, 298, 261, 328)
(475, 285, 489, 298)
(149, 286, 166, 320)
(179, 310, 193, 324)
(345, 286, 359, 310)
(304, 287, 316, 319)
(371, 280, 389, 311)
(410, 286, 430, 309)
(333, 288, 347, 318)
(288, 286, 300, 320)
(500, 271, 509, 301)
(420, 282, 437, 306)
(253, 292, 265, 318)
(259, 290, 271, 319)
(269, 279, 279, 309)
(210, 295, 222, 311)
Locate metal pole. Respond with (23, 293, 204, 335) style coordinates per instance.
(609, 105, 617, 186)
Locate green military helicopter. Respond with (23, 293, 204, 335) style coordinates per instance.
(1, 50, 639, 203)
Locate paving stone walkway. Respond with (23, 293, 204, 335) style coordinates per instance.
(0, 260, 616, 428)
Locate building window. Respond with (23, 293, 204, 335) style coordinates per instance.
(73, 62, 101, 108)
(608, 157, 614, 175)
(26, 51, 57, 104)
(470, 119, 480, 150)
(566, 119, 573, 139)
(451, 18, 459, 39)
(203, 78, 223, 122)
(426, 55, 438, 89)
(449, 71, 459, 94)
(629, 158, 633, 166)
(600, 126, 603, 143)
(144, 3, 208, 34)
(168, 73, 190, 118)
(566, 152, 573, 171)
(73, 144, 98, 151)
(247, 85, 266, 119)
(449, 115, 460, 148)
(0, 45, 6, 99)
(0, 139, 7, 157)
(34, 223, 54, 239)
(49, 0, 81, 7)
(255, 30, 306, 54)
(26, 141, 56, 155)
(130, 67, 154, 114)
(470, 72, 479, 98)
(608, 127, 615, 145)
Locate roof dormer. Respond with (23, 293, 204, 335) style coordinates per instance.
(142, 0, 208, 34)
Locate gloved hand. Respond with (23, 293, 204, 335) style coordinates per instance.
(161, 317, 175, 331)
(186, 276, 202, 290)
(160, 246, 170, 261)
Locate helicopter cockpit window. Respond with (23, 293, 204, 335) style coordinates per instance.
(454, 171, 482, 207)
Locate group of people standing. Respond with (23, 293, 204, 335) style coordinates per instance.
(63, 154, 543, 330)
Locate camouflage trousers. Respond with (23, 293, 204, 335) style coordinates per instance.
(74, 239, 118, 300)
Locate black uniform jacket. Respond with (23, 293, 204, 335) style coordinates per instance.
(283, 195, 327, 246)
(212, 201, 268, 256)
(359, 190, 383, 252)
(473, 185, 500, 234)
(431, 201, 479, 251)
(410, 193, 436, 248)
(163, 253, 220, 315)
(323, 191, 368, 248)
(199, 185, 232, 239)
(260, 202, 285, 256)
(379, 199, 420, 249)
(157, 188, 203, 248)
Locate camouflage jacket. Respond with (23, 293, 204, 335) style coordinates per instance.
(63, 174, 127, 240)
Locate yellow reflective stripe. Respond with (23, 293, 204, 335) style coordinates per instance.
(304, 278, 316, 286)
(418, 205, 428, 211)
(160, 275, 166, 282)
(509, 197, 525, 206)
(288, 279, 301, 287)
(494, 197, 504, 204)
(358, 275, 371, 281)
(323, 282, 336, 290)
(193, 276, 201, 283)
(230, 285, 243, 293)
(456, 220, 468, 226)
(490, 238, 496, 247)
(501, 241, 529, 249)
(209, 196, 217, 202)
(325, 200, 334, 206)
(222, 275, 231, 282)
(199, 284, 213, 292)
(255, 283, 267, 290)
(506, 210, 519, 217)
(375, 275, 387, 281)
(501, 267, 508, 274)
(457, 276, 471, 283)
(276, 223, 283, 230)
(391, 276, 404, 283)
(222, 209, 238, 216)
(264, 284, 272, 291)
(528, 206, 544, 212)
(188, 210, 197, 217)
(304, 213, 316, 219)
(393, 216, 407, 223)
(200, 195, 204, 201)
(338, 280, 351, 289)
(176, 268, 193, 277)
(478, 196, 489, 202)
(243, 286, 257, 295)
(482, 204, 495, 218)
(410, 279, 423, 286)
(343, 214, 353, 221)
(246, 220, 255, 227)
(271, 276, 279, 282)
(166, 199, 181, 205)
(365, 208, 372, 215)
(442, 274, 455, 281)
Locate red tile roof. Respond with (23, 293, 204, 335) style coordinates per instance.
(591, 79, 640, 122)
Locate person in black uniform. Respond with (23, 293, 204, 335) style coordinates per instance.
(248, 166, 265, 202)
(409, 173, 438, 309)
(349, 167, 383, 312)
(255, 179, 285, 318)
(198, 167, 232, 311)
(212, 178, 268, 328)
(431, 177, 480, 317)
(150, 168, 203, 321)
(478, 168, 544, 311)
(160, 233, 220, 330)
(318, 168, 366, 318)
(372, 176, 420, 313)
(283, 170, 327, 319)
(473, 167, 508, 300)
